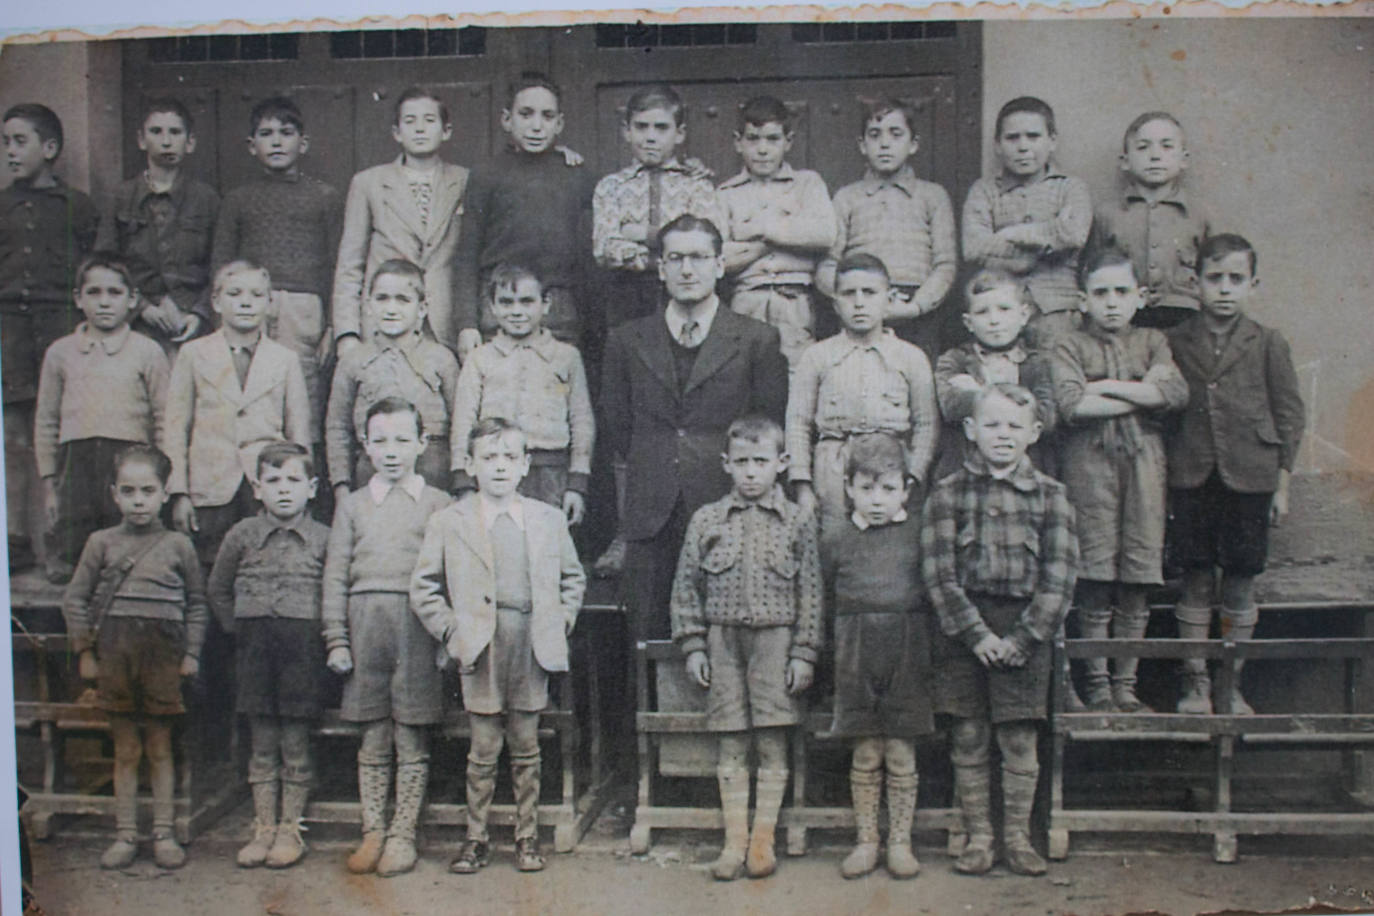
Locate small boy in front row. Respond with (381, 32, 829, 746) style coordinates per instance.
(451, 264, 594, 524)
(207, 442, 330, 869)
(322, 397, 453, 878)
(921, 384, 1078, 877)
(1166, 234, 1304, 715)
(412, 418, 586, 874)
(63, 445, 209, 871)
(822, 433, 933, 880)
(671, 415, 822, 881)
(1050, 247, 1188, 713)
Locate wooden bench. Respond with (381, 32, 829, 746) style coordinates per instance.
(1049, 633, 1374, 863)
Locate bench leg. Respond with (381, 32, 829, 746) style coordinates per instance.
(1048, 827, 1069, 860)
(785, 825, 807, 857)
(629, 823, 652, 856)
(28, 810, 53, 841)
(554, 821, 575, 854)
(1213, 735, 1237, 864)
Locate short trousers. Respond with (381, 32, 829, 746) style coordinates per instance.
(340, 591, 444, 725)
(705, 624, 801, 732)
(830, 611, 936, 738)
(97, 616, 186, 717)
(1061, 431, 1167, 585)
(933, 594, 1051, 724)
(1169, 471, 1273, 577)
(459, 608, 551, 716)
(236, 616, 326, 719)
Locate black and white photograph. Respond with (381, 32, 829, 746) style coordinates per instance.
(0, 6, 1372, 914)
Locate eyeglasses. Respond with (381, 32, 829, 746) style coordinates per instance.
(662, 252, 716, 268)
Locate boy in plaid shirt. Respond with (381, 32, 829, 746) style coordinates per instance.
(922, 383, 1077, 877)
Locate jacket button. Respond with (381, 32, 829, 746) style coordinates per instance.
(484, 596, 492, 604)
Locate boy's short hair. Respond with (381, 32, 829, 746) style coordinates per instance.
(369, 258, 426, 297)
(844, 432, 907, 481)
(861, 97, 918, 136)
(835, 252, 890, 284)
(1077, 244, 1139, 290)
(484, 263, 543, 301)
(113, 443, 173, 484)
(738, 95, 792, 133)
(964, 267, 1028, 306)
(468, 416, 527, 455)
(3, 103, 64, 154)
(249, 95, 304, 134)
(365, 396, 425, 440)
(141, 97, 194, 133)
(657, 214, 723, 255)
(1122, 110, 1184, 151)
(994, 96, 1056, 139)
(507, 71, 561, 109)
(256, 440, 314, 479)
(974, 382, 1038, 420)
(394, 86, 450, 126)
(74, 251, 136, 294)
(725, 414, 785, 455)
(212, 259, 270, 298)
(1198, 232, 1258, 276)
(625, 85, 685, 126)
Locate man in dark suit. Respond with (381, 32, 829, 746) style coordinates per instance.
(600, 214, 789, 640)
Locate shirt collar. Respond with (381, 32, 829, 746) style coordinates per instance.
(378, 330, 425, 357)
(719, 161, 796, 189)
(1122, 179, 1191, 211)
(134, 169, 184, 206)
(850, 507, 908, 531)
(725, 484, 788, 516)
(664, 295, 720, 344)
(962, 452, 1040, 491)
(825, 327, 901, 366)
(367, 473, 425, 505)
(75, 322, 133, 355)
(974, 341, 1027, 364)
(491, 328, 556, 359)
(859, 164, 919, 197)
(479, 493, 525, 531)
(631, 156, 692, 177)
(253, 510, 311, 547)
(994, 163, 1066, 193)
(258, 165, 302, 183)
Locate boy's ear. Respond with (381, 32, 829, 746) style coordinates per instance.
(963, 415, 978, 443)
(185, 132, 197, 155)
(40, 138, 60, 163)
(1027, 419, 1044, 446)
(306, 476, 319, 499)
(299, 134, 310, 156)
(1118, 152, 1131, 173)
(1076, 290, 1089, 312)
(960, 311, 975, 334)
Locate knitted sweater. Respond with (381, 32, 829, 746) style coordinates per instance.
(212, 170, 343, 297)
(821, 513, 925, 616)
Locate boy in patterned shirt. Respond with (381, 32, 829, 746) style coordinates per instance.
(671, 415, 821, 882)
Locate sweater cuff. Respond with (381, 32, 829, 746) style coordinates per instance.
(678, 635, 707, 658)
(1006, 624, 1039, 657)
(323, 630, 351, 653)
(959, 621, 996, 652)
(567, 472, 589, 494)
(71, 630, 94, 655)
(788, 644, 819, 665)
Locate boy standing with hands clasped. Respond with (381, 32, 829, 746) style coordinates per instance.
(818, 98, 955, 360)
(671, 415, 822, 882)
(411, 418, 586, 874)
(1166, 234, 1304, 715)
(922, 384, 1078, 877)
(208, 441, 330, 869)
(63, 445, 209, 871)
(322, 397, 452, 877)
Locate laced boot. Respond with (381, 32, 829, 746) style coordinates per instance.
(746, 769, 786, 878)
(346, 763, 390, 874)
(711, 767, 750, 881)
(884, 771, 920, 879)
(237, 781, 278, 867)
(1001, 765, 1046, 876)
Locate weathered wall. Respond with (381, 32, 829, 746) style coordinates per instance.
(984, 17, 1374, 473)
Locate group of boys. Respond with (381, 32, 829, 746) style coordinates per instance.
(1, 73, 1304, 884)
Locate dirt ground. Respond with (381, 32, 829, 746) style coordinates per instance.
(25, 812, 1374, 916)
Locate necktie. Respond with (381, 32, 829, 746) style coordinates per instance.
(230, 345, 253, 389)
(678, 319, 700, 349)
(647, 168, 663, 240)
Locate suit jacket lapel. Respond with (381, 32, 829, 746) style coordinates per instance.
(1212, 316, 1261, 379)
(454, 498, 493, 572)
(379, 158, 429, 244)
(423, 163, 464, 246)
(632, 315, 680, 401)
(199, 334, 245, 405)
(684, 308, 741, 396)
(240, 340, 277, 405)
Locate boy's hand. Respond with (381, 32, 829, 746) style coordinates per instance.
(333, 483, 351, 505)
(1001, 642, 1029, 669)
(169, 312, 201, 343)
(327, 647, 354, 675)
(1270, 487, 1290, 527)
(41, 477, 59, 528)
(794, 483, 817, 519)
(948, 374, 983, 393)
(685, 650, 711, 688)
(179, 655, 199, 678)
(620, 221, 650, 244)
(141, 296, 182, 336)
(171, 495, 198, 535)
(972, 633, 1002, 668)
(456, 328, 483, 362)
(562, 490, 585, 526)
(78, 650, 99, 681)
(554, 144, 584, 167)
(785, 658, 815, 695)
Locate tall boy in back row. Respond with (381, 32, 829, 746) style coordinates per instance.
(2, 103, 99, 571)
(1167, 234, 1304, 715)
